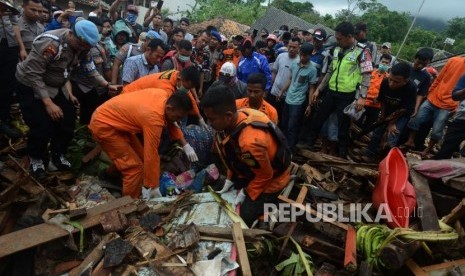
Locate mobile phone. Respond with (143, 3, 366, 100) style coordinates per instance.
(156, 0, 164, 10)
(150, 1, 156, 8)
(72, 10, 84, 17)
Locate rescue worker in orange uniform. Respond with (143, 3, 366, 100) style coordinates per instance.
(121, 67, 207, 128)
(201, 86, 291, 227)
(89, 89, 196, 199)
(360, 53, 392, 131)
(216, 35, 243, 79)
(236, 73, 278, 125)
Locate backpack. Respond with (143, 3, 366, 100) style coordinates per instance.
(221, 108, 291, 186)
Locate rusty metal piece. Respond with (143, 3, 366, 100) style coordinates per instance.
(168, 223, 200, 250)
(99, 210, 128, 233)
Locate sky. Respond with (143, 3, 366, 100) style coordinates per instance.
(309, 0, 462, 21)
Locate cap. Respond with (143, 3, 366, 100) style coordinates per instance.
(242, 38, 253, 48)
(138, 32, 147, 45)
(220, 62, 236, 77)
(312, 28, 327, 41)
(146, 30, 161, 40)
(127, 4, 138, 14)
(210, 31, 221, 42)
(266, 34, 278, 43)
(307, 28, 314, 35)
(0, 0, 20, 15)
(382, 42, 391, 49)
(74, 19, 100, 46)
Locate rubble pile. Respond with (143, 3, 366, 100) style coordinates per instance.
(2, 138, 465, 275)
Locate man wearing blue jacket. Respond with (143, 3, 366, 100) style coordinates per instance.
(237, 38, 272, 91)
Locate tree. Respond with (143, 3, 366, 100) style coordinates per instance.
(270, 0, 314, 17)
(344, 0, 377, 22)
(445, 17, 465, 40)
(187, 0, 265, 25)
(359, 4, 410, 43)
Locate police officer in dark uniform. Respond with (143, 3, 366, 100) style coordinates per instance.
(0, 1, 24, 139)
(15, 19, 120, 179)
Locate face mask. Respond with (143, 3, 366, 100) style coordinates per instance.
(178, 54, 190, 63)
(378, 64, 390, 73)
(126, 13, 137, 24)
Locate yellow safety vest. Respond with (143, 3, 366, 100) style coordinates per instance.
(328, 43, 365, 93)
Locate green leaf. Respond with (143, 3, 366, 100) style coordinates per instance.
(275, 253, 299, 271)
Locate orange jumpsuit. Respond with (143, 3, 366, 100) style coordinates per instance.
(121, 70, 200, 116)
(89, 88, 183, 198)
(235, 98, 278, 125)
(216, 48, 242, 79)
(365, 70, 388, 108)
(219, 109, 290, 200)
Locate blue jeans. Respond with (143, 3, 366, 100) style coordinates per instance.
(407, 100, 450, 141)
(320, 112, 339, 142)
(281, 102, 305, 148)
(367, 116, 409, 155)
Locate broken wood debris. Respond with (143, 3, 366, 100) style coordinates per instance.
(0, 196, 135, 258)
(232, 222, 252, 276)
(68, 233, 117, 276)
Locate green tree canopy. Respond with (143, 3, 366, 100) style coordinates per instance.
(187, 0, 265, 25)
(270, 0, 314, 17)
(359, 4, 410, 43)
(445, 17, 465, 40)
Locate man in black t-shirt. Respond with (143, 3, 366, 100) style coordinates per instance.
(362, 63, 416, 161)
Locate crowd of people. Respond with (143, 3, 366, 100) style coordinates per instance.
(2, 0, 465, 225)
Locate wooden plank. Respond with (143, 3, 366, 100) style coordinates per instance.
(422, 258, 465, 272)
(296, 186, 308, 204)
(278, 195, 349, 231)
(68, 233, 116, 276)
(410, 169, 440, 231)
(232, 222, 252, 276)
(278, 186, 308, 259)
(0, 196, 135, 258)
(298, 149, 378, 178)
(91, 259, 111, 276)
(442, 199, 465, 225)
(301, 164, 325, 182)
(344, 225, 357, 272)
(182, 225, 270, 240)
(405, 259, 427, 276)
(445, 175, 465, 192)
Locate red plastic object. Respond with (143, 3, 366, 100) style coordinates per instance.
(372, 147, 417, 228)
